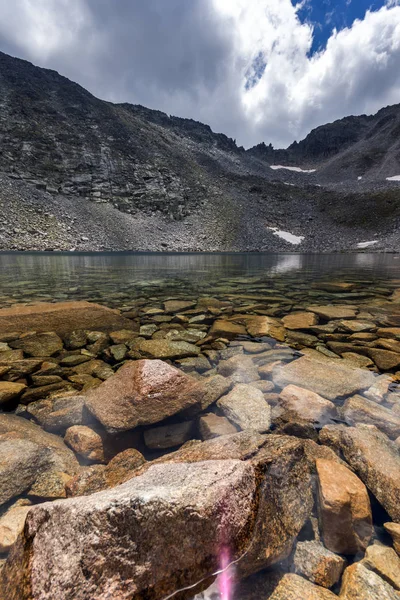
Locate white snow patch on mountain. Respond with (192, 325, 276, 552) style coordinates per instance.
(357, 240, 378, 248)
(270, 165, 316, 173)
(268, 227, 304, 245)
(386, 175, 400, 181)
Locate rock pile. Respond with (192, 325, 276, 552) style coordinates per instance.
(0, 288, 399, 599)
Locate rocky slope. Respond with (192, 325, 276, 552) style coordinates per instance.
(1, 50, 400, 252)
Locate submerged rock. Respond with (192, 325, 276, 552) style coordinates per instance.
(0, 381, 26, 404)
(144, 421, 194, 450)
(198, 413, 238, 440)
(277, 385, 338, 426)
(342, 395, 400, 439)
(217, 384, 271, 432)
(273, 355, 375, 400)
(0, 301, 135, 336)
(85, 359, 204, 433)
(10, 332, 63, 357)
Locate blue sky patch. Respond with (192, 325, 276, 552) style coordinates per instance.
(294, 0, 387, 56)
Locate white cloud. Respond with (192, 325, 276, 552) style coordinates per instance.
(0, 0, 400, 148)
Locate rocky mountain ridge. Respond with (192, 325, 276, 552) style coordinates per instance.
(0, 50, 400, 251)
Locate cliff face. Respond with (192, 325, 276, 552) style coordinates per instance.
(0, 50, 400, 252)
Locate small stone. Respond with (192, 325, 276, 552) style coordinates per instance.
(217, 384, 271, 432)
(249, 380, 275, 393)
(293, 540, 346, 588)
(341, 352, 374, 368)
(109, 330, 138, 345)
(199, 413, 238, 440)
(0, 381, 26, 404)
(144, 421, 194, 450)
(60, 354, 91, 367)
(28, 470, 72, 500)
(137, 339, 200, 359)
(367, 349, 400, 370)
(164, 300, 196, 313)
(198, 375, 232, 411)
(64, 426, 105, 463)
(308, 305, 358, 320)
(209, 320, 247, 339)
(267, 573, 337, 599)
(63, 330, 87, 350)
(0, 504, 32, 553)
(241, 341, 272, 353)
(11, 332, 63, 357)
(109, 344, 127, 361)
(384, 523, 400, 556)
(176, 356, 211, 372)
(217, 354, 260, 383)
(316, 458, 372, 555)
(339, 320, 376, 332)
(282, 312, 319, 330)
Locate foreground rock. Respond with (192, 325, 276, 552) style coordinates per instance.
(273, 356, 375, 400)
(0, 301, 135, 336)
(340, 562, 400, 599)
(0, 461, 257, 600)
(320, 425, 400, 521)
(316, 459, 372, 555)
(86, 360, 203, 433)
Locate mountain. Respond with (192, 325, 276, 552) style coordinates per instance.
(0, 50, 400, 252)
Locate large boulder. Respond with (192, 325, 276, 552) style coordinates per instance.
(0, 461, 258, 600)
(273, 356, 375, 401)
(320, 425, 400, 521)
(85, 360, 204, 433)
(316, 459, 372, 555)
(0, 301, 135, 336)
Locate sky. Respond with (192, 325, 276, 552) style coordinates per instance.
(0, 0, 399, 148)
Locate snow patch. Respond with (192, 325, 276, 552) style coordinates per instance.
(270, 165, 316, 174)
(268, 227, 305, 245)
(283, 182, 295, 186)
(357, 240, 378, 248)
(358, 176, 362, 180)
(386, 175, 400, 181)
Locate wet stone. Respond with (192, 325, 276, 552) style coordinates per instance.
(217, 384, 271, 432)
(144, 421, 194, 450)
(198, 413, 238, 440)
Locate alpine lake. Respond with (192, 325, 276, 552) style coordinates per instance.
(0, 252, 400, 600)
